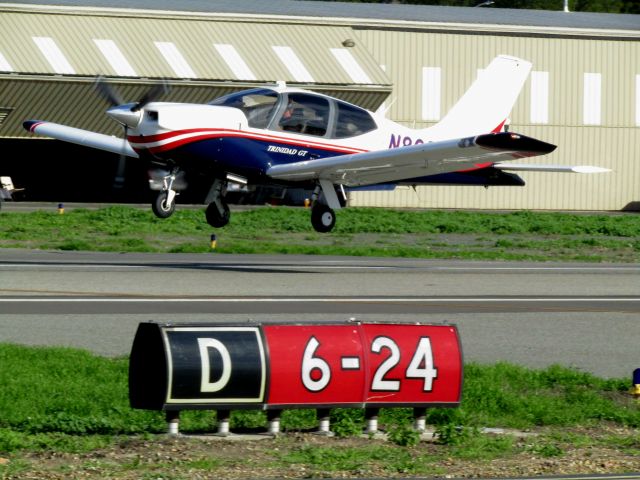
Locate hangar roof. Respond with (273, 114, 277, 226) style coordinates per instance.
(0, 8, 389, 87)
(4, 0, 640, 35)
(0, 2, 392, 137)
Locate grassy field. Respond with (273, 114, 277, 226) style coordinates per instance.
(1, 207, 639, 476)
(0, 205, 639, 262)
(0, 344, 638, 478)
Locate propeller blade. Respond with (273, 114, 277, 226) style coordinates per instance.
(131, 80, 170, 112)
(112, 124, 128, 190)
(95, 76, 124, 107)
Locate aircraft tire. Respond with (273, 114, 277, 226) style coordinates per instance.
(152, 192, 175, 218)
(205, 201, 230, 228)
(311, 204, 336, 233)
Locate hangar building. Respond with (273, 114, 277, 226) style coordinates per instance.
(0, 0, 638, 210)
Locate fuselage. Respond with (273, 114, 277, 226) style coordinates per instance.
(119, 86, 520, 187)
(125, 88, 382, 180)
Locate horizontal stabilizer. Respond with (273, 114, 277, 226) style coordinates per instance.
(495, 163, 611, 173)
(23, 120, 138, 158)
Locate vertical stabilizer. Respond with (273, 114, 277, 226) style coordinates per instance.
(425, 55, 532, 140)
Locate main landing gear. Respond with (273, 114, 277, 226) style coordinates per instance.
(311, 203, 336, 233)
(309, 181, 342, 233)
(204, 178, 230, 228)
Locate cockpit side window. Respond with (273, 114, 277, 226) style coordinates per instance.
(277, 93, 330, 137)
(334, 101, 377, 138)
(209, 89, 279, 129)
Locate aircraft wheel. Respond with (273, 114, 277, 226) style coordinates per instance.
(205, 201, 230, 228)
(152, 191, 175, 218)
(311, 204, 336, 233)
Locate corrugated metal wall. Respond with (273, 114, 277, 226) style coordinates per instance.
(0, 9, 391, 137)
(350, 29, 640, 211)
(0, 11, 388, 86)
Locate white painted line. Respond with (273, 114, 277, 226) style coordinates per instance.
(530, 70, 549, 124)
(0, 297, 638, 303)
(271, 46, 314, 83)
(422, 66, 441, 121)
(0, 51, 14, 71)
(214, 43, 256, 80)
(330, 48, 372, 84)
(93, 39, 137, 77)
(154, 41, 196, 78)
(32, 37, 75, 74)
(583, 72, 602, 125)
(429, 266, 640, 271)
(0, 264, 146, 269)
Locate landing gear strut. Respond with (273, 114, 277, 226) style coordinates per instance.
(204, 178, 230, 228)
(151, 168, 179, 219)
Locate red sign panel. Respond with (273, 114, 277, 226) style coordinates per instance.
(264, 323, 461, 407)
(264, 325, 365, 406)
(361, 324, 462, 405)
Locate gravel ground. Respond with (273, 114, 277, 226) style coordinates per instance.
(2, 426, 639, 479)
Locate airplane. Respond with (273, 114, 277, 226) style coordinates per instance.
(23, 55, 608, 233)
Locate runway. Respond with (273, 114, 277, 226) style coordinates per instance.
(1, 249, 639, 378)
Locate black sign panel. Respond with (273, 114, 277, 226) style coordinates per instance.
(164, 327, 266, 404)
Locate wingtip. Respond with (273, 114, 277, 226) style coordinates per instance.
(23, 120, 43, 133)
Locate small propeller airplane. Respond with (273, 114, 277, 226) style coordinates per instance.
(24, 55, 608, 232)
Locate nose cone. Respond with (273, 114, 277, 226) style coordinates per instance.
(106, 103, 142, 128)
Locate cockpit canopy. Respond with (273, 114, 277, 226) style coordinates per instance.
(209, 88, 377, 139)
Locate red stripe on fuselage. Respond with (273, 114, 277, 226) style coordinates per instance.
(128, 128, 368, 156)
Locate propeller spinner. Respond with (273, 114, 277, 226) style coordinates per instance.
(96, 77, 169, 128)
(94, 77, 170, 189)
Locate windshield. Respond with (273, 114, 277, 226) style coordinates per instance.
(209, 89, 279, 129)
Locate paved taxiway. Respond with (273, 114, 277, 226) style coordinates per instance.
(1, 249, 638, 378)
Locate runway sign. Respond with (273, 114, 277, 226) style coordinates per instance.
(129, 322, 462, 411)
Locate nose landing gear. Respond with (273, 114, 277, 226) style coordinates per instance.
(151, 168, 180, 219)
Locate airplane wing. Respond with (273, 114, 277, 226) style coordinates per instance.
(23, 120, 138, 158)
(267, 132, 558, 187)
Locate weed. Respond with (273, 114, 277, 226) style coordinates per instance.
(387, 423, 421, 446)
(330, 409, 364, 438)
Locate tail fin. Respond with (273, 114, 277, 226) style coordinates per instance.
(425, 55, 532, 139)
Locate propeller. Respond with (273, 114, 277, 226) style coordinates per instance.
(95, 76, 169, 112)
(95, 75, 124, 107)
(94, 77, 170, 191)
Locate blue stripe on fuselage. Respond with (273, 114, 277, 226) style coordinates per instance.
(152, 136, 346, 182)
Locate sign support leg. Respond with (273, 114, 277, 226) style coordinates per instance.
(314, 408, 334, 436)
(216, 409, 231, 437)
(166, 411, 180, 436)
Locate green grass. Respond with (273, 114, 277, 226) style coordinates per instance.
(0, 343, 637, 455)
(1, 343, 639, 477)
(0, 206, 639, 261)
